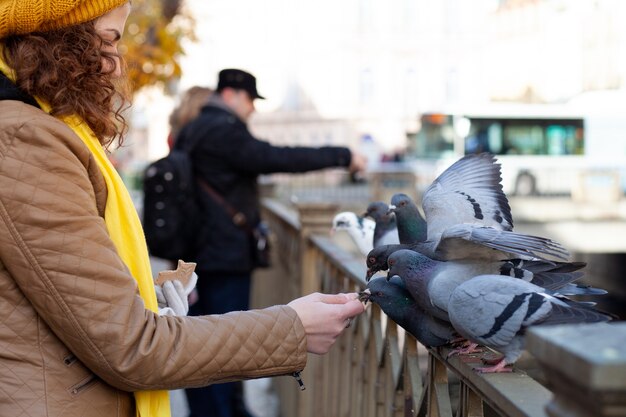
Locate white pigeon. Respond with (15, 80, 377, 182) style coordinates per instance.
(448, 274, 613, 373)
(331, 212, 375, 255)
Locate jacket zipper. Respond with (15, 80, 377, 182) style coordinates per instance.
(291, 371, 305, 391)
(63, 353, 77, 366)
(68, 374, 98, 396)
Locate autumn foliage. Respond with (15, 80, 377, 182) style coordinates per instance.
(120, 0, 195, 94)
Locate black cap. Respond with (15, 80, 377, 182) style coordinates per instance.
(217, 68, 265, 100)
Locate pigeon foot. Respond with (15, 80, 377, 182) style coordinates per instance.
(481, 355, 505, 366)
(458, 355, 483, 364)
(449, 337, 468, 346)
(473, 359, 513, 373)
(447, 342, 483, 358)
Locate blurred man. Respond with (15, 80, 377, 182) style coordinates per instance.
(176, 68, 366, 417)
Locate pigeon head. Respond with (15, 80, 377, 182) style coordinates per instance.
(388, 193, 427, 244)
(331, 212, 369, 236)
(363, 201, 393, 222)
(386, 249, 436, 282)
(332, 212, 358, 231)
(365, 244, 398, 281)
(389, 193, 413, 212)
(362, 276, 414, 313)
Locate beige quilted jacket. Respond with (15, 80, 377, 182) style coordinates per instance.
(0, 101, 307, 417)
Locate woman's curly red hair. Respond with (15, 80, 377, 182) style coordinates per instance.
(2, 20, 130, 147)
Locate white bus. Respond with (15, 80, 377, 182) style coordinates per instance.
(405, 103, 626, 198)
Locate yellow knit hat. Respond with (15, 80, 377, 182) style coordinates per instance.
(0, 0, 128, 39)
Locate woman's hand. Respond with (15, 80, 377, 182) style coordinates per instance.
(288, 292, 365, 354)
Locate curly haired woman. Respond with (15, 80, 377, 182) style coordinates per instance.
(0, 2, 364, 416)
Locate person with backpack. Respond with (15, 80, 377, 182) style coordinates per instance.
(0, 2, 365, 417)
(172, 68, 367, 417)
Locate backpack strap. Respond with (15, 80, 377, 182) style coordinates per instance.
(173, 111, 255, 232)
(196, 177, 253, 233)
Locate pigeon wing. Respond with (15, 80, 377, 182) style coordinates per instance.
(448, 275, 553, 350)
(422, 153, 513, 239)
(535, 298, 614, 326)
(431, 224, 570, 261)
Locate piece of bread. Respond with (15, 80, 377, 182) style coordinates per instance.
(156, 260, 197, 287)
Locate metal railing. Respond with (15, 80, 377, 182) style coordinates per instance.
(251, 199, 626, 417)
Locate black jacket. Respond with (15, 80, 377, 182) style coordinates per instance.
(175, 101, 352, 273)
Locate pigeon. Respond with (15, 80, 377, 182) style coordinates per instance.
(448, 274, 614, 372)
(408, 153, 568, 262)
(387, 193, 428, 244)
(364, 153, 569, 279)
(363, 201, 400, 247)
(385, 249, 606, 318)
(359, 276, 457, 347)
(331, 211, 375, 255)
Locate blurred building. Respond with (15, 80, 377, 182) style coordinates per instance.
(124, 0, 626, 170)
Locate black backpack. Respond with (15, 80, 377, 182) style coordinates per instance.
(142, 144, 200, 261)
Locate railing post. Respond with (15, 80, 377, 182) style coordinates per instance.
(369, 169, 418, 204)
(527, 322, 626, 417)
(295, 202, 339, 295)
(292, 202, 339, 417)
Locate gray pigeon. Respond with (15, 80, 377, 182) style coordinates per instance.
(385, 249, 606, 323)
(387, 193, 428, 244)
(331, 211, 375, 255)
(363, 201, 400, 248)
(359, 276, 457, 347)
(364, 153, 569, 281)
(448, 274, 614, 372)
(415, 153, 568, 262)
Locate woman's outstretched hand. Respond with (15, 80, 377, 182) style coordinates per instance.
(288, 292, 365, 354)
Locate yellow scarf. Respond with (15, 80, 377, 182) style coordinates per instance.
(0, 56, 171, 417)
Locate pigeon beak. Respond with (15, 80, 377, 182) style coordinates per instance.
(361, 212, 369, 218)
(358, 288, 371, 304)
(365, 268, 375, 281)
(387, 204, 396, 214)
(329, 228, 336, 236)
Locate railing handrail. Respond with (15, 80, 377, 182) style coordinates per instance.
(309, 233, 551, 417)
(257, 198, 623, 417)
(309, 234, 367, 287)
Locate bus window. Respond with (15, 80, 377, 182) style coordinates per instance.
(504, 125, 543, 155)
(410, 114, 455, 158)
(408, 113, 584, 158)
(487, 123, 503, 153)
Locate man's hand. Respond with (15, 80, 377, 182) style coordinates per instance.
(288, 292, 365, 354)
(348, 151, 368, 174)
